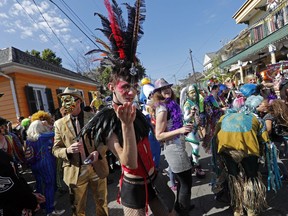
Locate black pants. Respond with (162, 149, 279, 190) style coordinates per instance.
(174, 169, 192, 211)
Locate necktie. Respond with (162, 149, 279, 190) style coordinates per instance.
(74, 116, 86, 163)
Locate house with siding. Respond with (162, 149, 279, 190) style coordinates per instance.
(0, 47, 98, 123)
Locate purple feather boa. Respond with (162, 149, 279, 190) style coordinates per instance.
(165, 98, 183, 131)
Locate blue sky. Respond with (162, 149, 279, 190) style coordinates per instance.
(0, 0, 246, 84)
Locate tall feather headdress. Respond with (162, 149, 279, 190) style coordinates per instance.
(86, 0, 146, 83)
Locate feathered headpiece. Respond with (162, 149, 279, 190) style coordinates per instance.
(86, 0, 146, 83)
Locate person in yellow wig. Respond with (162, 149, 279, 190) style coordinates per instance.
(90, 91, 103, 112)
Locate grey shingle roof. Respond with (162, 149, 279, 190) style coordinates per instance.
(0, 47, 98, 84)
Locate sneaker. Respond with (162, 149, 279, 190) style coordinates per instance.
(47, 209, 65, 216)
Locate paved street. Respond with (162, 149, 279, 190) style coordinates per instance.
(25, 144, 288, 216)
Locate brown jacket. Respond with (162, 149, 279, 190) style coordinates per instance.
(52, 111, 107, 186)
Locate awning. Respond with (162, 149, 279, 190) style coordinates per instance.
(219, 24, 288, 69)
(229, 61, 250, 72)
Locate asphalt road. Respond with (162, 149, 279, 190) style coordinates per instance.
(25, 143, 288, 216)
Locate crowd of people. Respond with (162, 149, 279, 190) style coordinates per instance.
(0, 70, 288, 216)
(1, 0, 288, 215)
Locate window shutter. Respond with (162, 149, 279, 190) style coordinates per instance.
(25, 86, 37, 115)
(45, 88, 55, 114)
(88, 91, 93, 103)
(56, 89, 63, 107)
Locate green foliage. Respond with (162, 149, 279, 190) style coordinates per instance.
(99, 67, 112, 87)
(26, 49, 41, 58)
(26, 49, 62, 67)
(41, 49, 62, 66)
(201, 55, 232, 83)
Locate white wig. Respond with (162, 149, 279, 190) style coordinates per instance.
(26, 120, 50, 141)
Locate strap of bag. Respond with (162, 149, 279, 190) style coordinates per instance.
(138, 153, 156, 187)
(137, 153, 153, 213)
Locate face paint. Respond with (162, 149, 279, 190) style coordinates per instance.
(116, 80, 138, 94)
(113, 80, 138, 104)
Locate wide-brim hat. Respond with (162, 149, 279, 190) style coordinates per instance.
(58, 87, 84, 101)
(153, 78, 173, 92)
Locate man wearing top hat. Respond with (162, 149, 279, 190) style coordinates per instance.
(52, 87, 108, 216)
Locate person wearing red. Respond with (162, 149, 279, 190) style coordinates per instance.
(82, 0, 174, 215)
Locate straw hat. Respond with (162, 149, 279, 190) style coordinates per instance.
(58, 87, 83, 101)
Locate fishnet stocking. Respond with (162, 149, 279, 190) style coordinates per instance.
(123, 206, 145, 216)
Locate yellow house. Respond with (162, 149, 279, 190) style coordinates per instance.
(0, 47, 98, 123)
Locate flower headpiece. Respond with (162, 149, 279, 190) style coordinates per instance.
(86, 0, 146, 84)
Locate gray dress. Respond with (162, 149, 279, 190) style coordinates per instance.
(156, 105, 192, 173)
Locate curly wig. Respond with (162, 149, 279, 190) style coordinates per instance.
(31, 111, 52, 125)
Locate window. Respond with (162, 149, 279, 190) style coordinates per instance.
(25, 84, 55, 115)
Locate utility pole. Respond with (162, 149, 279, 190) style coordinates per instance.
(189, 49, 196, 84)
(173, 74, 177, 85)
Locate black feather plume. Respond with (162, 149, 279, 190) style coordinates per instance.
(86, 0, 146, 82)
(78, 107, 150, 147)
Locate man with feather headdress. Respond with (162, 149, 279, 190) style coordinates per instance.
(82, 0, 176, 215)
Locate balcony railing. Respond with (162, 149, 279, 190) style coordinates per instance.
(250, 0, 288, 44)
(221, 0, 288, 60)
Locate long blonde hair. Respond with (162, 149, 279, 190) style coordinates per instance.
(151, 88, 177, 108)
(269, 99, 288, 126)
(26, 120, 50, 141)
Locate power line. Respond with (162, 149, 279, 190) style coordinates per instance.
(174, 57, 189, 75)
(32, 0, 78, 66)
(14, 0, 76, 67)
(59, 0, 95, 37)
(48, 0, 101, 50)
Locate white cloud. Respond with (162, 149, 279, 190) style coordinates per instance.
(70, 38, 79, 44)
(10, 0, 39, 16)
(39, 34, 48, 42)
(0, 0, 91, 66)
(61, 34, 72, 43)
(0, 0, 7, 7)
(0, 12, 8, 18)
(1, 0, 73, 43)
(21, 28, 33, 38)
(4, 28, 16, 33)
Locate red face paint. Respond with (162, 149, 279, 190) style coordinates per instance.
(116, 80, 138, 94)
(113, 80, 138, 103)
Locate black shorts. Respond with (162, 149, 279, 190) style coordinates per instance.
(120, 175, 157, 209)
